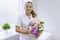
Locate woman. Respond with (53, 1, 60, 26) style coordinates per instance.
(16, 1, 40, 40)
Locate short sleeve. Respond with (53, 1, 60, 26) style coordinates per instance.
(16, 16, 21, 27)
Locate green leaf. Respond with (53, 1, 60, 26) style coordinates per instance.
(40, 21, 44, 24)
(38, 21, 44, 29)
(38, 29, 44, 34)
(2, 23, 10, 30)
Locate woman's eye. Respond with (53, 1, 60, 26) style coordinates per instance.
(26, 6, 28, 8)
(30, 6, 31, 8)
(26, 6, 32, 8)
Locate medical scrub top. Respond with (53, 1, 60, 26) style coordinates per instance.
(17, 14, 40, 40)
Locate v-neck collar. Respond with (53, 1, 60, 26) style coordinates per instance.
(25, 14, 32, 20)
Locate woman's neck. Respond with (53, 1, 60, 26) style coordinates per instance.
(26, 13, 32, 19)
(26, 13, 31, 17)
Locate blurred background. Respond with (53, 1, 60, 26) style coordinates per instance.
(0, 0, 60, 40)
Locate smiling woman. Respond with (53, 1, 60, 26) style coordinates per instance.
(16, 1, 40, 40)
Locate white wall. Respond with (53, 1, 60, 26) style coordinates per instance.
(32, 0, 60, 40)
(0, 0, 18, 29)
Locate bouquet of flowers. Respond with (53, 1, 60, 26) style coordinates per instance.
(28, 21, 44, 37)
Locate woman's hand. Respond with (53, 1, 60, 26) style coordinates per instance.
(16, 25, 29, 34)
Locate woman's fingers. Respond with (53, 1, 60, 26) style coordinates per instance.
(15, 26, 20, 32)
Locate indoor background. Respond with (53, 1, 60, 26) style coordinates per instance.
(0, 0, 60, 40)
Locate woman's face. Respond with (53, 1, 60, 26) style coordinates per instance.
(25, 3, 33, 14)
